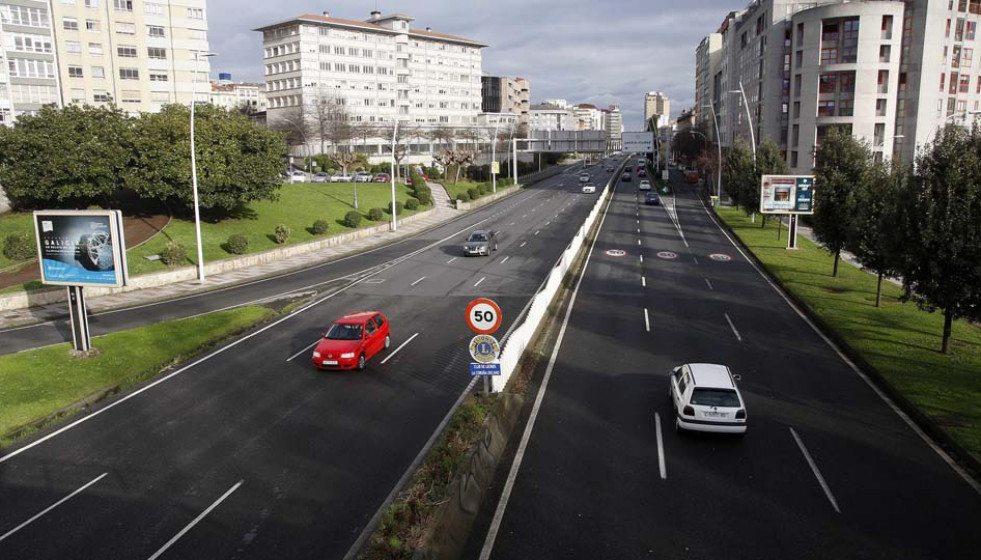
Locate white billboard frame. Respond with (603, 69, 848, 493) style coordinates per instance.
(760, 175, 815, 215)
(33, 209, 129, 288)
(622, 131, 655, 153)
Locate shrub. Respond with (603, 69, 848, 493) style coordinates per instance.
(274, 224, 291, 244)
(457, 192, 471, 202)
(417, 191, 433, 205)
(387, 201, 406, 215)
(160, 241, 187, 266)
(368, 207, 384, 221)
(344, 210, 363, 228)
(405, 198, 419, 210)
(226, 233, 249, 255)
(312, 219, 329, 235)
(3, 232, 35, 261)
(467, 188, 479, 200)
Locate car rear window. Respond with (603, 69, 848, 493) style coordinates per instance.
(690, 388, 740, 407)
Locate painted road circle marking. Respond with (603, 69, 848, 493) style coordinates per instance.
(605, 249, 627, 257)
(709, 253, 732, 262)
(466, 298, 503, 334)
(656, 251, 678, 260)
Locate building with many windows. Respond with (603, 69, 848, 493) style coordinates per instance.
(644, 91, 670, 126)
(209, 73, 265, 113)
(606, 103, 623, 140)
(0, 0, 60, 125)
(529, 102, 573, 131)
(481, 74, 529, 131)
(255, 10, 485, 141)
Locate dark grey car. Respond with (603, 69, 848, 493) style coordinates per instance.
(463, 230, 498, 256)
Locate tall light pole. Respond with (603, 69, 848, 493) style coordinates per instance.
(390, 118, 399, 232)
(491, 118, 502, 193)
(189, 50, 216, 283)
(701, 104, 723, 201)
(729, 84, 756, 164)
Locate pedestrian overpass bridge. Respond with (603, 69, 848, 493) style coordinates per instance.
(516, 130, 622, 153)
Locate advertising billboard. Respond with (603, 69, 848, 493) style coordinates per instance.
(622, 132, 655, 153)
(33, 210, 128, 287)
(760, 175, 815, 215)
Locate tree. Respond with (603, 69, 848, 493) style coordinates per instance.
(895, 126, 981, 353)
(722, 140, 754, 211)
(753, 139, 791, 226)
(311, 91, 352, 155)
(126, 104, 286, 216)
(0, 104, 133, 209)
(271, 105, 314, 172)
(848, 161, 904, 307)
(812, 128, 870, 277)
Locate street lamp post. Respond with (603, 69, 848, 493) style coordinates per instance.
(728, 84, 756, 164)
(189, 50, 216, 283)
(491, 118, 502, 193)
(701, 104, 723, 202)
(390, 119, 399, 232)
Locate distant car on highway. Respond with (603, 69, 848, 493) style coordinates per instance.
(669, 363, 747, 434)
(578, 172, 590, 183)
(463, 230, 498, 256)
(639, 180, 652, 191)
(581, 184, 596, 194)
(312, 311, 391, 371)
(621, 172, 632, 182)
(605, 166, 614, 172)
(644, 192, 660, 205)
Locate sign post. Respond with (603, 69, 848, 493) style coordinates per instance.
(466, 298, 503, 393)
(759, 175, 815, 250)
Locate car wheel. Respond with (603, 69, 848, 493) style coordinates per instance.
(384, 335, 391, 349)
(357, 354, 366, 371)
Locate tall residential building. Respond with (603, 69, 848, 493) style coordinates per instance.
(695, 33, 722, 140)
(644, 91, 670, 126)
(0, 0, 60, 125)
(48, 0, 210, 113)
(255, 10, 486, 135)
(529, 102, 573, 131)
(606, 103, 623, 139)
(573, 103, 605, 131)
(481, 75, 530, 130)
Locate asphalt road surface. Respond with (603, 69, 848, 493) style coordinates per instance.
(477, 170, 981, 560)
(0, 157, 626, 560)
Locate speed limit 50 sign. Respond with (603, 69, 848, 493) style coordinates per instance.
(466, 298, 502, 334)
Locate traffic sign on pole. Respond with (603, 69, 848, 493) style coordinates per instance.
(465, 298, 503, 334)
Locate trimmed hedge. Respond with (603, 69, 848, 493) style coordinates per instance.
(161, 242, 187, 266)
(226, 233, 249, 255)
(274, 224, 291, 244)
(3, 232, 34, 261)
(405, 198, 419, 210)
(368, 207, 384, 221)
(312, 219, 329, 235)
(344, 210, 363, 228)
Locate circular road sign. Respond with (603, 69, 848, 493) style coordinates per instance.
(656, 251, 679, 260)
(466, 298, 503, 335)
(605, 249, 627, 257)
(709, 253, 733, 262)
(469, 334, 501, 363)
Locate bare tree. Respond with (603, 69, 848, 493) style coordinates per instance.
(271, 105, 314, 173)
(310, 91, 353, 155)
(351, 121, 378, 158)
(379, 121, 412, 182)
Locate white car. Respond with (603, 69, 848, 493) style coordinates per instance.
(331, 173, 354, 183)
(353, 172, 373, 182)
(285, 171, 308, 184)
(581, 184, 596, 194)
(669, 363, 747, 434)
(578, 173, 590, 183)
(638, 180, 652, 191)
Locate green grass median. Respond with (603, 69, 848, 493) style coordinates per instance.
(0, 305, 275, 448)
(716, 207, 981, 461)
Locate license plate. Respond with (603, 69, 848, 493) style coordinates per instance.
(704, 411, 728, 418)
(322, 360, 338, 365)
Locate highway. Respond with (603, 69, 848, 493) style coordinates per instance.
(476, 169, 981, 559)
(0, 159, 623, 560)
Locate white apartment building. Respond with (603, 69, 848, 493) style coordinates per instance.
(695, 33, 722, 141)
(606, 104, 623, 140)
(573, 103, 606, 131)
(644, 91, 670, 125)
(0, 0, 60, 125)
(210, 79, 266, 113)
(529, 103, 573, 131)
(541, 98, 569, 108)
(256, 10, 486, 155)
(49, 0, 210, 113)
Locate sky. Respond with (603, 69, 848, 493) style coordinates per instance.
(206, 0, 742, 130)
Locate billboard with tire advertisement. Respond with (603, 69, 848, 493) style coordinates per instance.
(33, 210, 128, 287)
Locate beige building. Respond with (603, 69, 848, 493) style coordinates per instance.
(210, 77, 266, 113)
(1, 0, 60, 125)
(49, 0, 210, 113)
(644, 91, 670, 126)
(481, 75, 530, 130)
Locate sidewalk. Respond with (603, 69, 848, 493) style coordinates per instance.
(0, 183, 461, 331)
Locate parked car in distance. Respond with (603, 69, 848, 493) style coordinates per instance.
(644, 193, 660, 205)
(621, 172, 632, 182)
(463, 230, 498, 256)
(312, 311, 391, 371)
(605, 166, 615, 172)
(373, 173, 391, 182)
(286, 170, 308, 183)
(639, 180, 652, 191)
(331, 173, 354, 183)
(669, 363, 747, 434)
(579, 172, 591, 183)
(312, 172, 331, 183)
(354, 172, 373, 183)
(582, 184, 596, 194)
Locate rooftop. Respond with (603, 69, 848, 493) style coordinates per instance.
(254, 12, 487, 48)
(688, 363, 736, 389)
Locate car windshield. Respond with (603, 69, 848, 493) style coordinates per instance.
(325, 322, 363, 340)
(468, 233, 488, 242)
(690, 388, 741, 407)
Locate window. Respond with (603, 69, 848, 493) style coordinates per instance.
(874, 123, 885, 147)
(89, 42, 103, 55)
(950, 71, 960, 94)
(842, 19, 859, 42)
(968, 21, 978, 40)
(956, 18, 965, 41)
(882, 15, 893, 39)
(68, 65, 84, 78)
(117, 45, 137, 57)
(150, 72, 168, 81)
(144, 2, 164, 15)
(121, 90, 140, 103)
(876, 99, 888, 116)
(839, 99, 854, 117)
(71, 88, 86, 103)
(147, 26, 165, 38)
(91, 66, 105, 78)
(793, 101, 801, 118)
(63, 17, 79, 31)
(880, 45, 891, 63)
(878, 70, 889, 93)
(85, 0, 99, 7)
(94, 91, 111, 103)
(5, 6, 50, 28)
(821, 47, 838, 64)
(119, 67, 139, 80)
(65, 40, 81, 54)
(958, 99, 968, 112)
(7, 58, 56, 78)
(840, 71, 855, 92)
(11, 34, 54, 54)
(819, 73, 837, 93)
(115, 22, 135, 34)
(822, 23, 839, 43)
(840, 46, 857, 63)
(817, 100, 836, 116)
(960, 74, 971, 92)
(964, 48, 975, 66)
(113, 0, 132, 11)
(85, 19, 100, 31)
(147, 47, 166, 59)
(946, 18, 952, 38)
(941, 72, 946, 92)
(186, 7, 204, 19)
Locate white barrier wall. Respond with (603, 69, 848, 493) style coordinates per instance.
(491, 180, 611, 392)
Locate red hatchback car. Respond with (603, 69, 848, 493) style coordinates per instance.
(312, 311, 391, 371)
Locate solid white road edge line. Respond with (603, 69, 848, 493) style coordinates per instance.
(520, 242, 527, 248)
(696, 198, 981, 496)
(146, 480, 244, 560)
(286, 340, 319, 362)
(705, 278, 714, 291)
(380, 332, 419, 364)
(0, 472, 108, 543)
(479, 171, 619, 560)
(655, 413, 667, 480)
(474, 277, 486, 287)
(790, 428, 841, 513)
(724, 312, 742, 342)
(411, 276, 426, 287)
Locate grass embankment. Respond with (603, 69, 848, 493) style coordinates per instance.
(0, 306, 275, 448)
(0, 182, 425, 283)
(716, 207, 981, 460)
